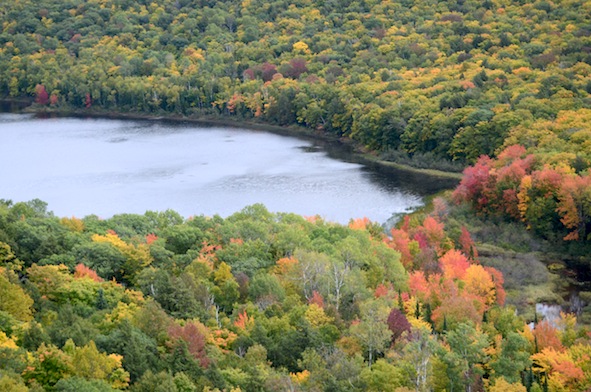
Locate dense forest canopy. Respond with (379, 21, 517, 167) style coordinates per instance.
(1, 0, 591, 168)
(1, 199, 590, 392)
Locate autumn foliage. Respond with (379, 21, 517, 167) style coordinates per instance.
(167, 321, 210, 368)
(35, 84, 49, 105)
(454, 145, 591, 241)
(386, 308, 411, 343)
(2, 200, 591, 390)
(73, 263, 103, 282)
(386, 209, 505, 331)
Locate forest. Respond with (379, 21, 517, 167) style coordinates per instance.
(1, 0, 591, 169)
(1, 199, 590, 392)
(2, 0, 591, 390)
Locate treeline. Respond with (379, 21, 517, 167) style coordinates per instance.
(1, 0, 591, 169)
(0, 199, 590, 391)
(455, 144, 591, 243)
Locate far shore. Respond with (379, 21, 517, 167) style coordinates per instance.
(3, 98, 463, 181)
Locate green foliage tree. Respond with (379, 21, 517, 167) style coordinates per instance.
(350, 300, 392, 367)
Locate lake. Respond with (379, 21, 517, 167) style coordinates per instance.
(0, 111, 455, 224)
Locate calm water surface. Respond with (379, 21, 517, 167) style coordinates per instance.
(1, 113, 448, 224)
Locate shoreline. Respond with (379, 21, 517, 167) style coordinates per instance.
(8, 100, 463, 182)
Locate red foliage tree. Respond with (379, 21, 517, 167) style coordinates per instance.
(459, 226, 478, 260)
(419, 216, 447, 255)
(387, 308, 411, 343)
(168, 322, 210, 368)
(374, 283, 389, 298)
(496, 145, 528, 165)
(409, 271, 431, 302)
(282, 58, 308, 79)
(243, 68, 255, 81)
(413, 232, 429, 250)
(387, 228, 414, 268)
(533, 320, 564, 352)
(73, 263, 103, 282)
(309, 290, 325, 308)
(453, 155, 494, 211)
(400, 215, 411, 232)
(234, 310, 253, 331)
(439, 249, 470, 281)
(35, 84, 49, 105)
(261, 62, 278, 82)
(145, 233, 158, 245)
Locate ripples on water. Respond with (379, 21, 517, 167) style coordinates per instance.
(1, 113, 444, 224)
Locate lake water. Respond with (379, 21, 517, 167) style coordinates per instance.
(0, 112, 454, 224)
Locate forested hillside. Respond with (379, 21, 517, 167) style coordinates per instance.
(1, 0, 591, 167)
(1, 199, 590, 391)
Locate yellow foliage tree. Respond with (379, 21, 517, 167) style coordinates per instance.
(92, 233, 153, 283)
(304, 303, 333, 327)
(292, 41, 311, 54)
(59, 216, 85, 232)
(26, 264, 72, 301)
(0, 269, 34, 322)
(463, 264, 497, 308)
(71, 340, 130, 388)
(0, 331, 18, 349)
(488, 377, 526, 392)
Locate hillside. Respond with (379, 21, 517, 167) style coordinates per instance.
(1, 200, 588, 391)
(1, 0, 591, 168)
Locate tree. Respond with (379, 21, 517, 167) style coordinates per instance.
(439, 249, 470, 281)
(0, 270, 33, 322)
(74, 263, 103, 282)
(350, 301, 392, 366)
(458, 227, 478, 260)
(0, 372, 29, 392)
(443, 323, 489, 391)
(488, 377, 527, 392)
(399, 325, 439, 392)
(360, 359, 406, 391)
(489, 332, 531, 384)
(167, 321, 210, 368)
(387, 308, 411, 344)
(54, 377, 116, 391)
(130, 370, 178, 392)
(432, 294, 482, 331)
(556, 174, 591, 241)
(532, 320, 563, 352)
(0, 242, 23, 272)
(211, 262, 239, 313)
(22, 343, 74, 389)
(248, 274, 286, 309)
(91, 232, 153, 284)
(463, 264, 496, 309)
(35, 84, 49, 105)
(69, 340, 130, 388)
(97, 320, 162, 382)
(532, 346, 586, 391)
(47, 306, 99, 347)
